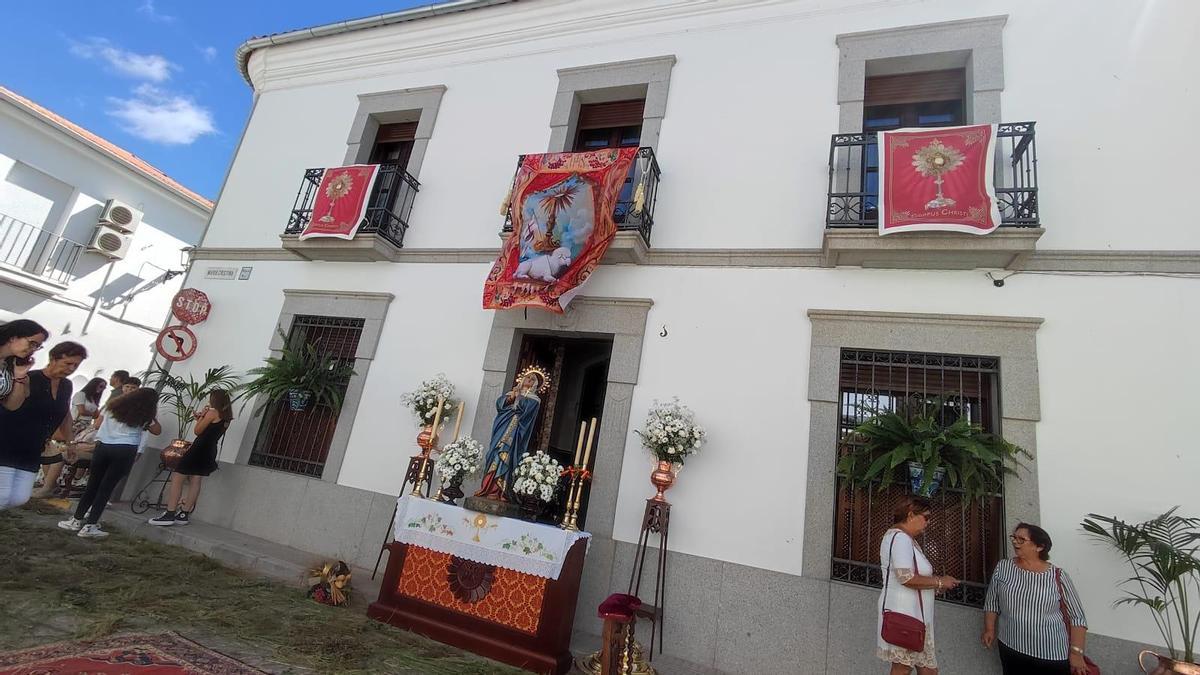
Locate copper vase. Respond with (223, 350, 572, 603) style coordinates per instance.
(649, 460, 677, 503)
(1140, 651, 1200, 675)
(416, 425, 435, 454)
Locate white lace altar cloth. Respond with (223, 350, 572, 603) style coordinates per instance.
(392, 496, 590, 580)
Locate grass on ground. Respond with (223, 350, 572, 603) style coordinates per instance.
(0, 503, 523, 674)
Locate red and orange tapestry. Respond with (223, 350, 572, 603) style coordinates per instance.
(878, 124, 1000, 235)
(483, 147, 638, 313)
(298, 165, 380, 240)
(397, 545, 547, 635)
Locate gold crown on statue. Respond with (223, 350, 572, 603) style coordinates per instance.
(516, 365, 552, 394)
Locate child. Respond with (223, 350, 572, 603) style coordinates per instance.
(58, 387, 160, 538)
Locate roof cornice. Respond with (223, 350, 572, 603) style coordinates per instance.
(234, 0, 518, 88)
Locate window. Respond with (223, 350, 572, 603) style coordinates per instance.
(249, 315, 363, 478)
(861, 69, 966, 216)
(573, 100, 644, 222)
(831, 348, 1004, 607)
(369, 122, 416, 168)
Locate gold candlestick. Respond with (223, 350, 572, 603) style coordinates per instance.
(580, 417, 597, 468)
(561, 418, 597, 531)
(450, 401, 465, 443)
(412, 396, 444, 498)
(428, 395, 445, 451)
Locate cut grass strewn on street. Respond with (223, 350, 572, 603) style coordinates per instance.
(0, 504, 523, 675)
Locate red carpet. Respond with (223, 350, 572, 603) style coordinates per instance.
(0, 632, 265, 674)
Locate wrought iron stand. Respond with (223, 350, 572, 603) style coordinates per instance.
(627, 498, 671, 659)
(371, 457, 436, 580)
(129, 463, 174, 515)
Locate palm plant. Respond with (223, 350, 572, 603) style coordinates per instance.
(242, 331, 356, 415)
(144, 365, 243, 441)
(1082, 508, 1200, 664)
(837, 395, 1029, 501)
(536, 183, 577, 251)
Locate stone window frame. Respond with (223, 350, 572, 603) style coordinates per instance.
(835, 15, 1007, 133)
(802, 309, 1042, 581)
(548, 56, 675, 153)
(342, 85, 446, 178)
(235, 289, 394, 483)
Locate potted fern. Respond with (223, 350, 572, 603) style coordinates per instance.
(243, 332, 356, 414)
(1082, 508, 1200, 673)
(837, 396, 1029, 501)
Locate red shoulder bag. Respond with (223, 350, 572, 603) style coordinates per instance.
(880, 532, 926, 652)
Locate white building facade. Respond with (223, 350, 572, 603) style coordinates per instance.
(176, 1, 1199, 672)
(0, 87, 212, 387)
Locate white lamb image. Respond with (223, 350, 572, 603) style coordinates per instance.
(515, 247, 572, 282)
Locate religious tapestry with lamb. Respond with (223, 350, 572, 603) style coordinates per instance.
(483, 147, 638, 313)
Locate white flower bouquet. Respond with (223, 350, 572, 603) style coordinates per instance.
(434, 438, 484, 486)
(512, 451, 564, 503)
(634, 398, 706, 465)
(400, 373, 457, 424)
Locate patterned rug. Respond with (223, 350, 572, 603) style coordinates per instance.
(0, 632, 266, 674)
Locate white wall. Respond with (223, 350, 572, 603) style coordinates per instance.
(205, 0, 1200, 253)
(176, 257, 1199, 648)
(0, 105, 209, 385)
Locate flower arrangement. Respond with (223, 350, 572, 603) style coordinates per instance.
(435, 438, 484, 486)
(512, 451, 563, 503)
(634, 398, 706, 465)
(400, 374, 457, 425)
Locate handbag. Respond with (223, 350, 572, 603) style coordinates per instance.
(880, 531, 927, 652)
(1055, 567, 1101, 675)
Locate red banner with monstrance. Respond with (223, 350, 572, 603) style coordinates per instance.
(298, 165, 380, 240)
(483, 147, 638, 313)
(878, 124, 1000, 235)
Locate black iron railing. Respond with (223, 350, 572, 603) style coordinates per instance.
(0, 213, 85, 285)
(284, 164, 420, 248)
(826, 122, 1039, 229)
(502, 146, 661, 245)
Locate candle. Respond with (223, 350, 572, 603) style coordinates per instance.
(451, 401, 465, 443)
(429, 395, 445, 450)
(580, 417, 598, 469)
(572, 420, 586, 467)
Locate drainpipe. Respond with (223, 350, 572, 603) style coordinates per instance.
(81, 260, 116, 335)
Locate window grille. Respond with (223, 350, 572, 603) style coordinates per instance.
(831, 349, 1004, 607)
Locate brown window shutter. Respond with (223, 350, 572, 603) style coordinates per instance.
(865, 69, 965, 106)
(375, 122, 418, 143)
(577, 99, 646, 130)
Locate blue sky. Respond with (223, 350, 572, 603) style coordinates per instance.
(1, 0, 435, 200)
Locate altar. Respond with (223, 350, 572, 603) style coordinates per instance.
(368, 496, 591, 675)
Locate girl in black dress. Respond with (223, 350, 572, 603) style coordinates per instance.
(149, 389, 232, 526)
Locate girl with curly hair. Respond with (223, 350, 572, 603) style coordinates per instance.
(59, 387, 160, 538)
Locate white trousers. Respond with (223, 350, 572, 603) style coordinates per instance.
(0, 466, 36, 510)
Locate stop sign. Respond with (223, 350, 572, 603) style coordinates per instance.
(171, 288, 211, 325)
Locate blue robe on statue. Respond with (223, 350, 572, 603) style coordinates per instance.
(473, 391, 541, 501)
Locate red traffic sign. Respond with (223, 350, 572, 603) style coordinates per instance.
(156, 325, 198, 362)
(172, 288, 211, 325)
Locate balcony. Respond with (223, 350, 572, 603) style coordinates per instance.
(281, 164, 419, 262)
(0, 213, 85, 293)
(823, 122, 1043, 270)
(502, 146, 661, 264)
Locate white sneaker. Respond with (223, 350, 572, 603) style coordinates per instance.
(57, 517, 83, 531)
(77, 524, 109, 539)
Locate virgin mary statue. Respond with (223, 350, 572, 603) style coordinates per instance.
(473, 366, 549, 501)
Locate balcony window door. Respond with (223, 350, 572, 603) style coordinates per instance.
(862, 69, 965, 217)
(573, 99, 644, 222)
(366, 122, 416, 220)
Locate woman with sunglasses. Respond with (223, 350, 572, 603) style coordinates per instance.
(982, 523, 1090, 674)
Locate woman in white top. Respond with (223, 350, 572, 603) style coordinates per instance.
(70, 378, 106, 432)
(878, 496, 960, 674)
(58, 387, 160, 539)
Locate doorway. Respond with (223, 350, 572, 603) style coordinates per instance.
(513, 333, 613, 529)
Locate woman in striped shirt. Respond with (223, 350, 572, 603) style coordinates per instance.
(982, 523, 1090, 675)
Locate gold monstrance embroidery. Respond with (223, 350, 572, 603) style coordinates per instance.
(317, 172, 355, 224)
(911, 139, 965, 209)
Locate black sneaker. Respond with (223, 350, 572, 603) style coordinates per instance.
(174, 510, 190, 526)
(148, 511, 176, 526)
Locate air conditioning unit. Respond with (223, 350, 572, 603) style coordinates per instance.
(88, 225, 132, 259)
(98, 199, 142, 234)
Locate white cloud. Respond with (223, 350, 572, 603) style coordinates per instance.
(70, 37, 177, 82)
(200, 46, 218, 63)
(137, 0, 176, 23)
(108, 84, 216, 145)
